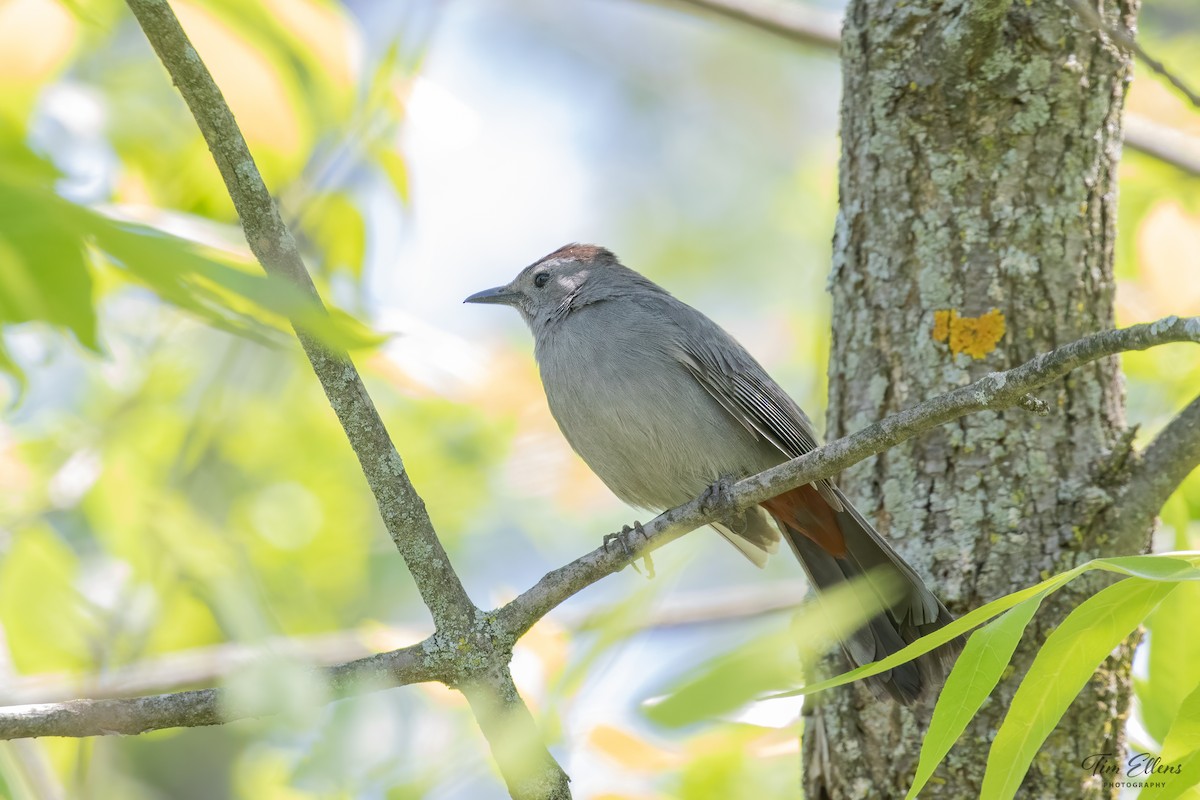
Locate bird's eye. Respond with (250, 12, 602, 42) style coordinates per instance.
(533, 272, 551, 288)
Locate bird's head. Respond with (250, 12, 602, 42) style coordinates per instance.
(465, 243, 657, 332)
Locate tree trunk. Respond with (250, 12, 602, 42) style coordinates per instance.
(804, 0, 1144, 797)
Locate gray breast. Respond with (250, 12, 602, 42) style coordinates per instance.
(534, 301, 782, 511)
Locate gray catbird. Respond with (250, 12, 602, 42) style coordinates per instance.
(466, 243, 958, 702)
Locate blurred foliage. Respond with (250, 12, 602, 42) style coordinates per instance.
(0, 136, 383, 383)
(0, 0, 1197, 798)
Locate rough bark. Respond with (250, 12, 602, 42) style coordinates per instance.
(806, 0, 1142, 797)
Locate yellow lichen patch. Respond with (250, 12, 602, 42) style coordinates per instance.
(932, 309, 1006, 359)
(932, 310, 953, 343)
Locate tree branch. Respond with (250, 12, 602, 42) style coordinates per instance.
(1064, 0, 1200, 110)
(1112, 393, 1200, 544)
(122, 2, 570, 796)
(0, 643, 436, 740)
(1, 585, 803, 707)
(460, 667, 571, 800)
(2, 316, 1195, 741)
(494, 315, 1200, 638)
(655, 0, 840, 48)
(656, 0, 1200, 177)
(1124, 114, 1200, 176)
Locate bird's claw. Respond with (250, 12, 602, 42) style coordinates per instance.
(700, 474, 737, 519)
(603, 530, 632, 558)
(603, 521, 654, 579)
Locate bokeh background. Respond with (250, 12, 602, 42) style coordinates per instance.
(1, 0, 1198, 797)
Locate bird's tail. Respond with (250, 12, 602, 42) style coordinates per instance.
(762, 483, 961, 703)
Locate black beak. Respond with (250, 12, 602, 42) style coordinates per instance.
(464, 286, 521, 306)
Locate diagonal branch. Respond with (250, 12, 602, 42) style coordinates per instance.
(122, 3, 569, 797)
(656, 0, 1200, 177)
(1064, 0, 1200, 109)
(654, 0, 840, 48)
(494, 315, 1200, 637)
(1, 316, 1195, 741)
(1112, 392, 1200, 544)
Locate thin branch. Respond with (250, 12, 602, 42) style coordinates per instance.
(1113, 393, 1200, 543)
(1064, 0, 1200, 110)
(656, 0, 1200, 177)
(662, 0, 840, 47)
(460, 667, 571, 800)
(0, 628, 420, 706)
(0, 643, 436, 740)
(122, 2, 569, 796)
(495, 316, 1200, 638)
(1124, 115, 1200, 176)
(0, 586, 805, 707)
(658, 0, 840, 48)
(122, 0, 473, 631)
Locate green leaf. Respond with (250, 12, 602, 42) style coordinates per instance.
(906, 589, 1050, 798)
(980, 578, 1178, 800)
(770, 554, 1200, 700)
(306, 192, 366, 277)
(0, 136, 382, 376)
(1162, 680, 1200, 763)
(1093, 554, 1200, 581)
(769, 563, 1088, 699)
(1139, 582, 1200, 744)
(644, 625, 804, 729)
(95, 219, 384, 351)
(0, 181, 98, 351)
(1139, 681, 1200, 800)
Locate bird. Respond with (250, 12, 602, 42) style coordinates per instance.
(465, 243, 958, 702)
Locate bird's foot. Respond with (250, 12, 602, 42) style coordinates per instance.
(602, 529, 632, 558)
(603, 521, 655, 579)
(700, 474, 738, 519)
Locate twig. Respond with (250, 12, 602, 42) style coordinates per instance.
(2, 316, 1196, 741)
(1065, 0, 1200, 110)
(660, 0, 840, 48)
(1124, 115, 1200, 176)
(657, 0, 1200, 177)
(0, 644, 435, 739)
(0, 629, 419, 706)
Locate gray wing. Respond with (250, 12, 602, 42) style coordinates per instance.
(646, 294, 844, 511)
